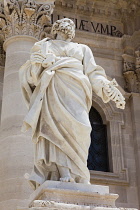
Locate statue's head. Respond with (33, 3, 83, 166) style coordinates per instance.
(51, 18, 75, 41)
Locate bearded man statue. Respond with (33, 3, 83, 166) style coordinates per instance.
(19, 18, 125, 190)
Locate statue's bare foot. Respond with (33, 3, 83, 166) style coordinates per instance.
(60, 177, 75, 182)
(79, 178, 91, 185)
(58, 165, 75, 183)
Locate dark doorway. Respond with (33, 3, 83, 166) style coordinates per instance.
(87, 107, 109, 172)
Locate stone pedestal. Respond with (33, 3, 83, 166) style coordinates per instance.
(17, 181, 137, 210)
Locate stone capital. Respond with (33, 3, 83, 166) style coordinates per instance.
(0, 0, 55, 41)
(123, 71, 138, 93)
(122, 54, 135, 73)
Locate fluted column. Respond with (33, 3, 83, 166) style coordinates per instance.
(0, 1, 54, 210)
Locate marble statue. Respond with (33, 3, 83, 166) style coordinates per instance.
(19, 18, 125, 190)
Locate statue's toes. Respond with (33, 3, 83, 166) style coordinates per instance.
(60, 177, 67, 182)
(60, 177, 75, 182)
(69, 177, 75, 183)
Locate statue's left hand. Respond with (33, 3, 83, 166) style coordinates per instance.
(30, 52, 46, 64)
(42, 53, 56, 68)
(30, 52, 56, 68)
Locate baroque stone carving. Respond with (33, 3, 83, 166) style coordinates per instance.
(122, 54, 139, 92)
(123, 71, 138, 93)
(0, 0, 55, 41)
(123, 61, 135, 72)
(19, 18, 125, 190)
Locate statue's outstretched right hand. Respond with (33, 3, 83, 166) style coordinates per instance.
(103, 80, 125, 109)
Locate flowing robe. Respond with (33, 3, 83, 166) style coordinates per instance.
(19, 38, 110, 188)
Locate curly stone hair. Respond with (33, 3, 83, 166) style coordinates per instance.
(51, 18, 75, 40)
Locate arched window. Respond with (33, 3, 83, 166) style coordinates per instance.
(87, 107, 109, 172)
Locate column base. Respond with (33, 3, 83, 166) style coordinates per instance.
(17, 181, 137, 210)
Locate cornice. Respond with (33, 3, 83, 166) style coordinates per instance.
(55, 0, 140, 21)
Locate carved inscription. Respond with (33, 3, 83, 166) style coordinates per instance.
(52, 14, 123, 38)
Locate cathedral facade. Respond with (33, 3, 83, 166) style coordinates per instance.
(0, 0, 140, 210)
